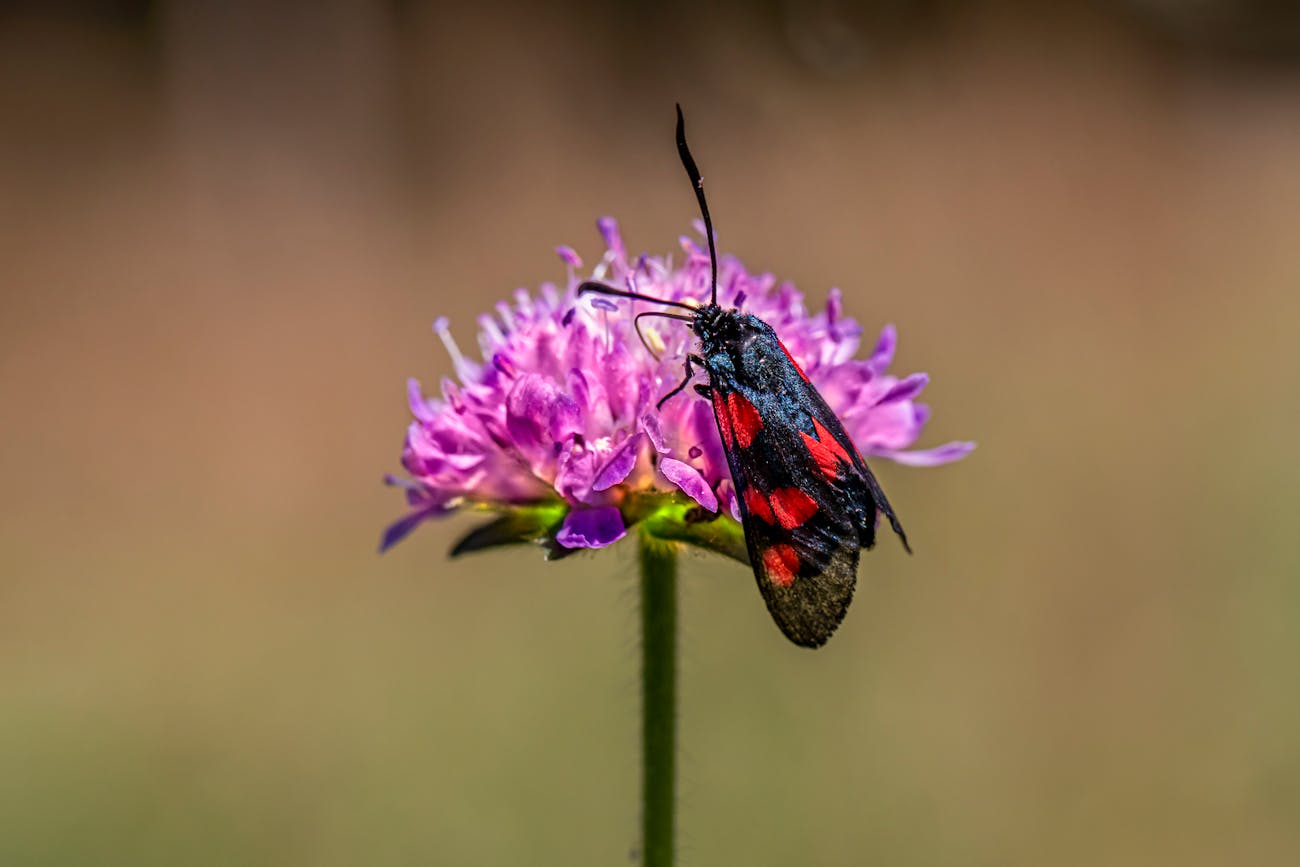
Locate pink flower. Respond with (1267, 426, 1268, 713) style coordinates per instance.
(382, 219, 972, 553)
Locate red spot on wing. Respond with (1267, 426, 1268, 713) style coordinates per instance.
(778, 341, 810, 382)
(762, 544, 800, 587)
(742, 486, 774, 524)
(727, 392, 763, 448)
(769, 487, 819, 530)
(711, 390, 734, 449)
(800, 418, 853, 481)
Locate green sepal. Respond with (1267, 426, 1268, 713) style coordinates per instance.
(448, 493, 748, 567)
(628, 493, 750, 566)
(449, 502, 568, 558)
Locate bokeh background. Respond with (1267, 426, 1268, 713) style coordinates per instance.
(3, 1, 1299, 864)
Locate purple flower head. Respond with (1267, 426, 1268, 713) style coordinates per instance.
(382, 220, 973, 554)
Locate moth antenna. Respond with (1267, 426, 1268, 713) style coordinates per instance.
(633, 310, 694, 361)
(577, 281, 697, 312)
(675, 104, 718, 307)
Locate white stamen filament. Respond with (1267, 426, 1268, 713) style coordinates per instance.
(496, 301, 516, 332)
(478, 315, 506, 351)
(433, 317, 478, 382)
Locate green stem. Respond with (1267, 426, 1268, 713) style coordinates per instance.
(639, 533, 677, 867)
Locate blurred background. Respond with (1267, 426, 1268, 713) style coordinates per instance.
(2, 1, 1299, 864)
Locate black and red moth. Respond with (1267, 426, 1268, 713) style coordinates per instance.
(580, 106, 909, 648)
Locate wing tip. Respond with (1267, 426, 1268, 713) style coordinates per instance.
(758, 543, 858, 649)
(896, 525, 913, 555)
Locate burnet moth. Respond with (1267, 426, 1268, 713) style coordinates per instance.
(580, 106, 909, 648)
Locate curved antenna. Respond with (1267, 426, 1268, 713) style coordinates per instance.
(634, 310, 694, 361)
(675, 104, 718, 307)
(577, 281, 697, 312)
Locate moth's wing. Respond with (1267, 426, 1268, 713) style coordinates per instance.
(769, 338, 910, 554)
(710, 383, 870, 648)
(810, 393, 911, 554)
(743, 502, 863, 649)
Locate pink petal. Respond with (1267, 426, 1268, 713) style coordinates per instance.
(556, 506, 627, 549)
(659, 457, 718, 512)
(640, 410, 668, 453)
(597, 217, 624, 260)
(592, 434, 643, 492)
(407, 378, 437, 423)
(877, 372, 929, 405)
(868, 324, 897, 373)
(883, 441, 976, 467)
(379, 510, 433, 552)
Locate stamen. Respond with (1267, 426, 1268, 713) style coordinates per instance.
(597, 217, 624, 260)
(514, 288, 534, 320)
(440, 377, 465, 413)
(826, 287, 842, 341)
(433, 316, 480, 383)
(539, 282, 559, 310)
(384, 474, 420, 491)
(492, 353, 516, 377)
(495, 301, 516, 332)
(643, 325, 666, 356)
(477, 314, 505, 349)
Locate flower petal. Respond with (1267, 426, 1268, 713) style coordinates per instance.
(505, 374, 555, 449)
(553, 438, 595, 501)
(556, 506, 627, 549)
(868, 324, 897, 373)
(853, 400, 923, 451)
(440, 377, 466, 413)
(379, 508, 435, 553)
(592, 434, 643, 492)
(550, 396, 583, 443)
(505, 374, 583, 450)
(877, 372, 929, 405)
(597, 217, 624, 260)
(407, 378, 437, 423)
(640, 410, 668, 453)
(882, 441, 976, 466)
(659, 457, 719, 512)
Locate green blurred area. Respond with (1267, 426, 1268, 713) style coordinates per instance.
(2, 2, 1299, 864)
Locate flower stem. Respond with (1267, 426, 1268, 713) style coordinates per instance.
(639, 533, 677, 867)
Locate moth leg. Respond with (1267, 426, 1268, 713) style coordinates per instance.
(657, 354, 705, 409)
(693, 384, 712, 398)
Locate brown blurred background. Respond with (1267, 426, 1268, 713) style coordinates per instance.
(2, 1, 1299, 864)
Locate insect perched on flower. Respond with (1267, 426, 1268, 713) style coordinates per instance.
(382, 107, 971, 647)
(577, 107, 916, 646)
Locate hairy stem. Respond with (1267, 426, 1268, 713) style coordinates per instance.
(639, 534, 677, 867)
